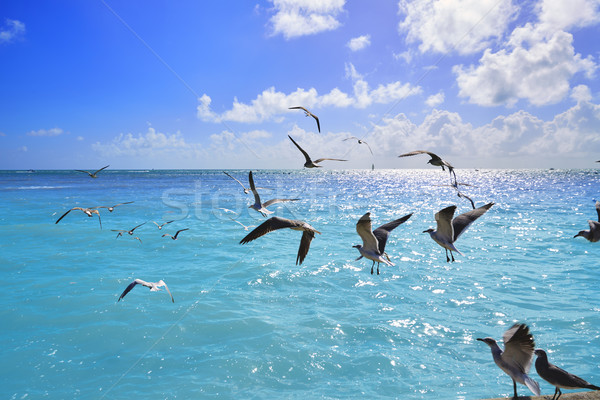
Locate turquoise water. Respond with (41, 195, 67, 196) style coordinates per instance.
(1, 169, 599, 399)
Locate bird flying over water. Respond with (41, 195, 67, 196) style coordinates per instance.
(574, 200, 600, 242)
(343, 136, 373, 155)
(75, 165, 109, 178)
(230, 217, 254, 231)
(223, 171, 271, 194)
(162, 228, 189, 240)
(353, 212, 412, 275)
(423, 203, 493, 262)
(55, 207, 102, 229)
(478, 323, 540, 398)
(240, 216, 321, 265)
(289, 106, 320, 132)
(398, 150, 456, 184)
(534, 348, 600, 400)
(112, 222, 146, 238)
(248, 171, 299, 217)
(118, 278, 174, 303)
(152, 220, 174, 230)
(98, 201, 134, 212)
(288, 135, 347, 168)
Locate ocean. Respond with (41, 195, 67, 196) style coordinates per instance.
(1, 168, 599, 399)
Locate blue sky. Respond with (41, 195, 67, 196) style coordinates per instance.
(1, 0, 599, 169)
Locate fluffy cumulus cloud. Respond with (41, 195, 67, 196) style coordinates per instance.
(571, 85, 593, 102)
(347, 34, 371, 51)
(0, 19, 25, 44)
(398, 0, 517, 55)
(197, 63, 421, 124)
(269, 0, 346, 39)
(536, 0, 600, 31)
(27, 128, 65, 137)
(425, 91, 445, 107)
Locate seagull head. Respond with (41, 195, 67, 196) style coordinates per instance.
(534, 349, 547, 358)
(352, 244, 362, 249)
(476, 337, 497, 347)
(422, 228, 434, 234)
(574, 230, 588, 239)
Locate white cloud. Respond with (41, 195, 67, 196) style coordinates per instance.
(198, 64, 421, 123)
(454, 27, 596, 106)
(571, 85, 592, 102)
(92, 127, 199, 158)
(347, 34, 371, 51)
(398, 0, 517, 55)
(27, 128, 64, 137)
(536, 0, 600, 32)
(269, 0, 346, 39)
(0, 19, 25, 44)
(425, 91, 445, 107)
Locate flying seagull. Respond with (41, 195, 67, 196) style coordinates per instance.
(112, 222, 146, 238)
(435, 182, 476, 209)
(118, 279, 174, 303)
(423, 203, 494, 262)
(534, 348, 600, 400)
(223, 171, 271, 194)
(230, 217, 254, 231)
(55, 207, 102, 229)
(75, 165, 109, 178)
(574, 200, 600, 242)
(398, 150, 456, 184)
(289, 106, 320, 132)
(288, 135, 347, 168)
(152, 220, 175, 230)
(248, 171, 299, 217)
(478, 323, 541, 398)
(239, 216, 321, 265)
(353, 212, 412, 275)
(98, 201, 134, 212)
(343, 136, 373, 155)
(162, 228, 189, 240)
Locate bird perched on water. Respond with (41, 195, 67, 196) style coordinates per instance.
(574, 200, 600, 242)
(289, 106, 320, 132)
(353, 212, 412, 275)
(247, 171, 299, 217)
(112, 222, 146, 238)
(343, 136, 373, 155)
(162, 228, 189, 240)
(423, 203, 494, 262)
(478, 323, 541, 398)
(398, 150, 456, 184)
(98, 201, 134, 212)
(535, 348, 600, 400)
(240, 216, 321, 265)
(75, 165, 109, 178)
(55, 207, 102, 229)
(288, 135, 347, 168)
(118, 279, 174, 303)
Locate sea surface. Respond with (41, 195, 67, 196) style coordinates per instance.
(1, 168, 599, 399)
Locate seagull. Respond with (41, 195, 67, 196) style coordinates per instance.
(288, 135, 347, 168)
(152, 220, 174, 230)
(162, 228, 189, 240)
(574, 200, 600, 242)
(112, 222, 146, 238)
(477, 323, 541, 398)
(343, 136, 373, 155)
(534, 348, 600, 400)
(353, 212, 412, 275)
(98, 201, 134, 212)
(75, 165, 109, 178)
(239, 216, 321, 265)
(248, 171, 299, 217)
(55, 207, 102, 229)
(423, 203, 494, 262)
(434, 182, 476, 209)
(289, 106, 320, 132)
(230, 217, 254, 231)
(223, 171, 271, 194)
(118, 279, 174, 303)
(398, 150, 456, 184)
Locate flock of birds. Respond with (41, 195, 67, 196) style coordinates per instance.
(53, 106, 600, 399)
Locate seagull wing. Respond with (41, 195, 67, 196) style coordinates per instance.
(398, 150, 434, 158)
(130, 222, 147, 232)
(75, 170, 92, 176)
(55, 208, 73, 224)
(158, 280, 174, 303)
(435, 205, 457, 242)
(343, 136, 360, 141)
(118, 280, 140, 302)
(224, 171, 246, 190)
(356, 212, 379, 252)
(93, 165, 110, 175)
(312, 113, 321, 133)
(363, 141, 374, 155)
(373, 213, 413, 254)
(239, 216, 296, 244)
(173, 228, 189, 239)
(502, 323, 535, 373)
(248, 171, 262, 206)
(595, 200, 600, 222)
(262, 198, 300, 208)
(296, 230, 315, 265)
(312, 158, 347, 163)
(288, 135, 312, 164)
(289, 106, 308, 112)
(452, 202, 493, 242)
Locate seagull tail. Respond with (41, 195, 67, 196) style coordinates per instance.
(523, 375, 540, 396)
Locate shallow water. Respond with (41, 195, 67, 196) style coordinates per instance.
(1, 169, 599, 399)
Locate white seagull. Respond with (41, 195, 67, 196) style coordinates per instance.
(423, 203, 493, 262)
(75, 165, 109, 178)
(112, 222, 146, 238)
(248, 171, 299, 217)
(398, 150, 456, 184)
(240, 216, 321, 265)
(478, 323, 541, 398)
(55, 207, 102, 229)
(574, 200, 600, 242)
(152, 220, 175, 230)
(289, 106, 320, 132)
(98, 201, 134, 212)
(223, 171, 271, 194)
(288, 135, 347, 168)
(343, 136, 373, 155)
(118, 279, 174, 303)
(353, 212, 412, 275)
